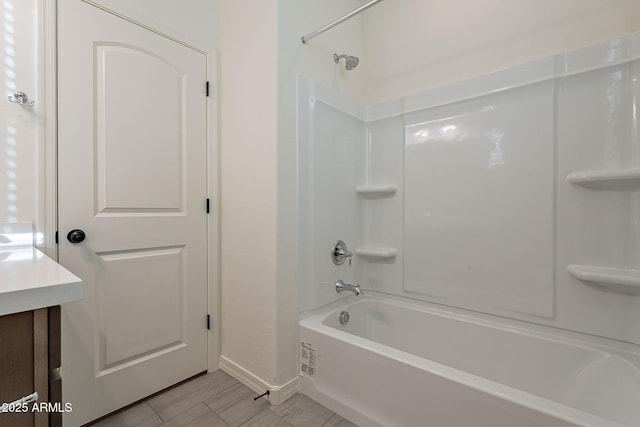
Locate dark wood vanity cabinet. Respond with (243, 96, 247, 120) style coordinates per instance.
(0, 306, 61, 427)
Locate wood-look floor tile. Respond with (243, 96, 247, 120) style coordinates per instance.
(88, 374, 344, 427)
(91, 402, 163, 427)
(160, 403, 228, 427)
(204, 382, 254, 412)
(147, 371, 238, 421)
(321, 413, 358, 427)
(205, 382, 269, 426)
(241, 408, 293, 427)
(270, 394, 334, 427)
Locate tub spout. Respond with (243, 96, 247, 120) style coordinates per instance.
(336, 280, 361, 296)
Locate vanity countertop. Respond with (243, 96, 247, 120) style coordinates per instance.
(0, 246, 83, 316)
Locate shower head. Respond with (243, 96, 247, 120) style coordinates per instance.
(334, 53, 359, 71)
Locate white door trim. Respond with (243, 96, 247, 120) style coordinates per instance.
(40, 0, 221, 373)
(37, 0, 58, 260)
(206, 52, 221, 372)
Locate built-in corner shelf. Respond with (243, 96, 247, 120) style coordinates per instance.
(567, 168, 640, 191)
(567, 264, 640, 294)
(356, 247, 397, 259)
(356, 185, 398, 198)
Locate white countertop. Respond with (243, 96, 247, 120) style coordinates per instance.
(0, 246, 83, 316)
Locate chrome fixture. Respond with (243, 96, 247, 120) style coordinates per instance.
(331, 240, 353, 265)
(336, 280, 361, 296)
(333, 54, 359, 71)
(8, 91, 35, 107)
(301, 0, 385, 44)
(338, 310, 350, 325)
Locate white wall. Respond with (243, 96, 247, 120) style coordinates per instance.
(217, 0, 366, 395)
(0, 0, 39, 226)
(218, 0, 279, 387)
(363, 0, 640, 104)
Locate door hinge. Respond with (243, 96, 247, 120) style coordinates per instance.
(207, 314, 211, 330)
(206, 198, 210, 214)
(206, 81, 210, 97)
(55, 231, 59, 244)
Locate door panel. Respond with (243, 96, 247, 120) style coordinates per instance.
(95, 43, 185, 213)
(97, 246, 186, 370)
(58, 1, 207, 425)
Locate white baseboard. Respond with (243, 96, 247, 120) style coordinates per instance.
(218, 356, 299, 405)
(271, 376, 299, 405)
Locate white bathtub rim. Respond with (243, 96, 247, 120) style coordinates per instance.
(301, 291, 640, 363)
(300, 295, 636, 427)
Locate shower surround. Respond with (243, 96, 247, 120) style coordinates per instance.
(298, 32, 640, 426)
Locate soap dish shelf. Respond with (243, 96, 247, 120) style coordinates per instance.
(356, 247, 397, 259)
(567, 168, 640, 191)
(356, 185, 398, 198)
(567, 264, 640, 294)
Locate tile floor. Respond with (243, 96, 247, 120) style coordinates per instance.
(91, 371, 357, 427)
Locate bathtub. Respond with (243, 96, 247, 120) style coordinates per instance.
(299, 294, 640, 427)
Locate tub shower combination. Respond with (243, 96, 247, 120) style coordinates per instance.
(298, 32, 640, 427)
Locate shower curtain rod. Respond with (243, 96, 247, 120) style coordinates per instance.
(301, 0, 384, 44)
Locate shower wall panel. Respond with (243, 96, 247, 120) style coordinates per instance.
(554, 60, 640, 342)
(358, 115, 404, 291)
(298, 31, 640, 345)
(403, 82, 555, 318)
(297, 81, 366, 312)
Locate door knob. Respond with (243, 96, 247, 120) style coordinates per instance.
(67, 229, 86, 244)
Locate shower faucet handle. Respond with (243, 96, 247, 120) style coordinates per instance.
(331, 240, 352, 265)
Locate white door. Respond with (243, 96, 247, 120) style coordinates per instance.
(57, 1, 208, 425)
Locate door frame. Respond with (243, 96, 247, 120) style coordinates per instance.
(39, 0, 221, 372)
